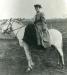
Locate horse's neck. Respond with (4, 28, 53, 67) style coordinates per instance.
(12, 22, 21, 29)
(12, 22, 24, 35)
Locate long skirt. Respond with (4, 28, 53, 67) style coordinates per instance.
(35, 24, 50, 48)
(23, 24, 50, 48)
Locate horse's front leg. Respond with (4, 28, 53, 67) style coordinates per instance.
(19, 40, 34, 71)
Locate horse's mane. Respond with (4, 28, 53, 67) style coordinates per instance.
(1, 18, 23, 25)
(1, 18, 28, 26)
(13, 18, 23, 25)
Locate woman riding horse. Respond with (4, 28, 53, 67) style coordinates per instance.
(24, 4, 51, 48)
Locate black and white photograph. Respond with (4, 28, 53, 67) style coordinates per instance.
(0, 0, 67, 75)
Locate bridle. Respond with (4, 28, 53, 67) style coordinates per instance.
(5, 19, 27, 34)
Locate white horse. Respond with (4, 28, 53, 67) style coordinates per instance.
(1, 19, 64, 71)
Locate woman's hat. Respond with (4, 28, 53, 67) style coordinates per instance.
(34, 4, 42, 8)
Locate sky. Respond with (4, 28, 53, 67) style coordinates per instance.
(0, 0, 67, 19)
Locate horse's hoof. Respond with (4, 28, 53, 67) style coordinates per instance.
(57, 64, 64, 69)
(26, 67, 32, 72)
(26, 64, 34, 72)
(26, 62, 35, 72)
(61, 65, 65, 70)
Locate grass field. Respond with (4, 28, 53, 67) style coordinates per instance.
(0, 19, 67, 75)
(0, 38, 67, 75)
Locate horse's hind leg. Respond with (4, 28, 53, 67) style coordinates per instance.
(19, 40, 34, 71)
(56, 47, 64, 68)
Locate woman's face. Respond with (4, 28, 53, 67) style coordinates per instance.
(35, 7, 40, 13)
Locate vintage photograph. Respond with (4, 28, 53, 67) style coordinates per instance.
(0, 0, 67, 75)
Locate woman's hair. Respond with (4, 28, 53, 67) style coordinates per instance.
(34, 4, 42, 8)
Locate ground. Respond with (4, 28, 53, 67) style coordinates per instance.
(0, 38, 66, 75)
(0, 19, 67, 75)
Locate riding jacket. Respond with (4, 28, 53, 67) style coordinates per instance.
(23, 12, 50, 47)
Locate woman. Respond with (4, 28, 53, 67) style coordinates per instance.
(23, 4, 50, 48)
(33, 4, 50, 47)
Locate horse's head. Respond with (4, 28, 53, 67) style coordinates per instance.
(1, 19, 12, 34)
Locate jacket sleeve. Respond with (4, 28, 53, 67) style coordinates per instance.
(40, 12, 48, 30)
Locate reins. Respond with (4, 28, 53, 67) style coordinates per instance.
(7, 20, 27, 33)
(10, 25, 26, 32)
